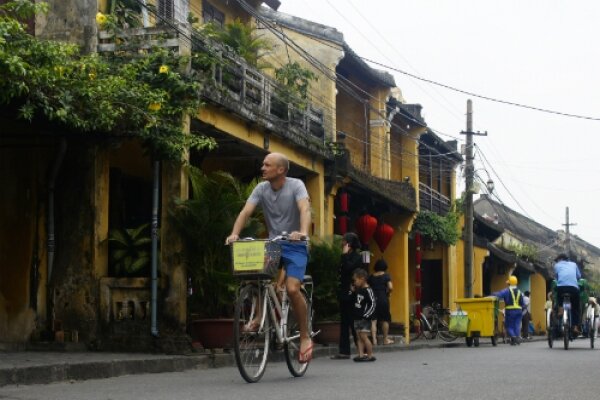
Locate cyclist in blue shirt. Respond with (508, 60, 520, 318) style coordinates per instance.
(554, 253, 582, 334)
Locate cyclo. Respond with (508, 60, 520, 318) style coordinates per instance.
(547, 278, 598, 350)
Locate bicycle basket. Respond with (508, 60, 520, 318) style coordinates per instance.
(231, 240, 281, 278)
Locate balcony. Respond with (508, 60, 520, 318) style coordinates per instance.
(419, 182, 451, 214)
(97, 26, 330, 157)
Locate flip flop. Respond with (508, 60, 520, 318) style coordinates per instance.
(242, 319, 260, 332)
(298, 341, 313, 364)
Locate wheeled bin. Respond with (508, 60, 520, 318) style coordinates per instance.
(454, 297, 500, 347)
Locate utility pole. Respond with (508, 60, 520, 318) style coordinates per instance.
(461, 100, 487, 298)
(563, 206, 577, 257)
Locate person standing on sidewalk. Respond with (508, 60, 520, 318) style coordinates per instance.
(331, 232, 364, 360)
(492, 275, 524, 345)
(368, 259, 394, 345)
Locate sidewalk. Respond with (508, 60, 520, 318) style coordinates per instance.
(0, 335, 540, 387)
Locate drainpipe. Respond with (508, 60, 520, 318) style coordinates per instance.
(151, 159, 160, 337)
(47, 138, 67, 284)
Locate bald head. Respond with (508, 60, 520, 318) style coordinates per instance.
(267, 152, 289, 173)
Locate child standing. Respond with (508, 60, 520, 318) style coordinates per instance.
(351, 268, 377, 362)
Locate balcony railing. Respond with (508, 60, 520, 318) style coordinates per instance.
(419, 182, 451, 214)
(97, 26, 328, 153)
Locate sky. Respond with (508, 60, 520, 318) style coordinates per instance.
(277, 0, 600, 248)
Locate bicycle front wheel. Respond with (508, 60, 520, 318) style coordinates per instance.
(234, 283, 270, 383)
(284, 289, 311, 377)
(421, 306, 436, 340)
(437, 318, 458, 342)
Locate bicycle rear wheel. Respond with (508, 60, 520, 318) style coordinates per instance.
(590, 316, 596, 349)
(234, 284, 270, 383)
(421, 306, 436, 340)
(284, 289, 311, 377)
(547, 309, 555, 348)
(562, 311, 570, 350)
(437, 317, 458, 342)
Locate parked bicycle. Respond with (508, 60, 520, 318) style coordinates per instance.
(409, 302, 458, 342)
(230, 236, 317, 383)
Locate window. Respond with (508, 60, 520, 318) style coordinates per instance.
(158, 0, 174, 21)
(202, 0, 225, 27)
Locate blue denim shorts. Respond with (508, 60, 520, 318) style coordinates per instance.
(280, 241, 308, 282)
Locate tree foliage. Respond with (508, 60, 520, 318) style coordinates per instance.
(0, 0, 215, 160)
(412, 210, 460, 245)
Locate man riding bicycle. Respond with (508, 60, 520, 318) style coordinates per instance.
(226, 152, 313, 363)
(554, 253, 582, 335)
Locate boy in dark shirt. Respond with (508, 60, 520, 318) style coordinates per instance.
(351, 268, 376, 362)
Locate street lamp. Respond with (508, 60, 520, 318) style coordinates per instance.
(486, 178, 495, 194)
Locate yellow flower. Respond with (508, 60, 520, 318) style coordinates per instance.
(88, 72, 96, 80)
(96, 12, 107, 26)
(148, 102, 162, 112)
(159, 65, 169, 74)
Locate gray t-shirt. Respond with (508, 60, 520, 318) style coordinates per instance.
(248, 177, 309, 238)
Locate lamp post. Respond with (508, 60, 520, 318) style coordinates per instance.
(486, 178, 495, 195)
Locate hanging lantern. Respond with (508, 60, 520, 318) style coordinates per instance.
(339, 192, 349, 213)
(355, 214, 377, 246)
(338, 215, 349, 234)
(374, 223, 394, 253)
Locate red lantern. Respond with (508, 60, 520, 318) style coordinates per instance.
(374, 223, 394, 253)
(415, 268, 421, 282)
(355, 214, 377, 246)
(338, 215, 348, 234)
(415, 232, 422, 247)
(339, 192, 349, 212)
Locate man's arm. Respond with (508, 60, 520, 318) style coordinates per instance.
(225, 201, 257, 244)
(290, 197, 310, 240)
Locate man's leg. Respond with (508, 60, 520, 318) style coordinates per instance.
(287, 277, 312, 359)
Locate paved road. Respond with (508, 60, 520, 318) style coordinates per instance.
(1, 340, 598, 400)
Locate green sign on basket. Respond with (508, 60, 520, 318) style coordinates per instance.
(232, 241, 265, 272)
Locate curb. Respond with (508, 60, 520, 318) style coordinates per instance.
(0, 336, 546, 387)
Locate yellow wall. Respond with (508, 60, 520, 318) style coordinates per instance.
(530, 273, 547, 332)
(368, 214, 412, 341)
(369, 87, 391, 179)
(453, 216, 485, 302)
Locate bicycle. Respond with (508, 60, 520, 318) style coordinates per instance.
(409, 302, 458, 342)
(230, 236, 317, 383)
(547, 293, 575, 350)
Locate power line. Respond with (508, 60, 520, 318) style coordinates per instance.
(362, 57, 600, 121)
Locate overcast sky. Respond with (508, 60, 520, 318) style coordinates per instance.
(278, 0, 600, 248)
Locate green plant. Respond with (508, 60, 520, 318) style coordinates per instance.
(412, 209, 460, 245)
(307, 235, 342, 321)
(505, 243, 537, 260)
(274, 61, 317, 110)
(108, 223, 152, 277)
(1, 0, 215, 161)
(172, 168, 264, 318)
(199, 19, 272, 68)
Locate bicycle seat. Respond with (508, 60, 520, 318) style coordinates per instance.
(303, 275, 313, 284)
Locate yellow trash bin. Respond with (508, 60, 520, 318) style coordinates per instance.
(454, 297, 500, 347)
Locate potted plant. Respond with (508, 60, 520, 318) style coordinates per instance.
(307, 235, 343, 344)
(172, 167, 263, 349)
